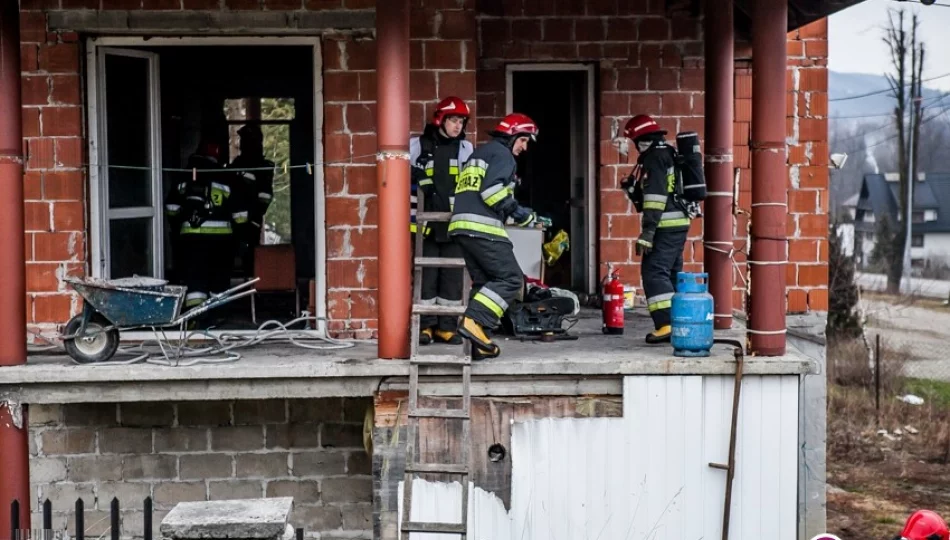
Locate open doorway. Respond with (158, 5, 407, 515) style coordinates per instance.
(507, 65, 596, 294)
(87, 39, 325, 332)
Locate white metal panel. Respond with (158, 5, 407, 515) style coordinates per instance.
(401, 375, 799, 540)
(509, 375, 799, 540)
(397, 480, 510, 540)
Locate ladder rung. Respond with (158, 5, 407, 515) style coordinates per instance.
(402, 522, 466, 534)
(416, 211, 453, 222)
(412, 304, 466, 316)
(415, 256, 466, 268)
(411, 354, 471, 366)
(410, 407, 469, 419)
(405, 462, 470, 475)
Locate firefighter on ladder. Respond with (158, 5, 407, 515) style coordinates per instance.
(621, 114, 691, 344)
(165, 139, 249, 315)
(409, 96, 475, 346)
(450, 113, 551, 360)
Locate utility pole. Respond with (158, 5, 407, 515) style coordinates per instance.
(902, 104, 915, 289)
(902, 95, 924, 291)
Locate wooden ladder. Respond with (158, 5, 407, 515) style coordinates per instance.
(401, 192, 473, 538)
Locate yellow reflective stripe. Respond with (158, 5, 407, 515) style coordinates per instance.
(419, 178, 434, 186)
(643, 201, 666, 210)
(658, 218, 690, 228)
(409, 223, 431, 235)
(448, 220, 508, 238)
(484, 186, 511, 207)
(473, 292, 505, 318)
(449, 167, 459, 175)
(648, 299, 672, 312)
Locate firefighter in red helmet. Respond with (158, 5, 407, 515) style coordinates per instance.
(620, 114, 691, 344)
(410, 96, 475, 346)
(450, 113, 552, 360)
(895, 510, 950, 540)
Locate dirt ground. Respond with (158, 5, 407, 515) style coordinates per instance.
(826, 385, 950, 538)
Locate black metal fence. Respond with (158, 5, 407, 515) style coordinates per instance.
(9, 499, 306, 540)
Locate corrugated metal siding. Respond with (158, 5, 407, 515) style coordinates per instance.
(399, 375, 800, 540)
(397, 479, 511, 540)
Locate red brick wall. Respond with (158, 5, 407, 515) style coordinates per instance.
(476, 1, 707, 292)
(732, 19, 829, 315)
(19, 13, 86, 331)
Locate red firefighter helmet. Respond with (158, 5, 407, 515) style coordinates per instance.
(623, 114, 667, 141)
(432, 96, 471, 126)
(898, 510, 949, 540)
(199, 141, 222, 162)
(492, 113, 539, 141)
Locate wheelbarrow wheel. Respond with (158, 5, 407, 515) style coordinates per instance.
(63, 313, 120, 364)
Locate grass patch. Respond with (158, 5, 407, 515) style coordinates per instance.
(902, 378, 950, 408)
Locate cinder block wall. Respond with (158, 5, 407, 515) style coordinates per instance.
(28, 398, 374, 540)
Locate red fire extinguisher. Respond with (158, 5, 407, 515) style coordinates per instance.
(602, 268, 625, 335)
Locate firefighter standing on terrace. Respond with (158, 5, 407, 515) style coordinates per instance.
(450, 113, 551, 360)
(410, 96, 475, 346)
(621, 114, 691, 344)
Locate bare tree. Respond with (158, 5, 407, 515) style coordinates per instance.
(882, 8, 925, 294)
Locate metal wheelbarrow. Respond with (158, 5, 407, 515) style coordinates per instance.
(62, 276, 259, 364)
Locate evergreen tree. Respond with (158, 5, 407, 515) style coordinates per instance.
(827, 224, 863, 340)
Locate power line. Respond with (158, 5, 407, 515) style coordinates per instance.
(830, 72, 950, 102)
(849, 100, 950, 153)
(830, 94, 950, 120)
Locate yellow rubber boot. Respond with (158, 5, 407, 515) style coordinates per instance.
(645, 325, 672, 344)
(472, 344, 501, 361)
(434, 329, 463, 345)
(419, 328, 433, 345)
(457, 317, 495, 351)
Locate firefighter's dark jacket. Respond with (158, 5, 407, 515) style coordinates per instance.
(228, 153, 275, 230)
(449, 137, 535, 244)
(409, 125, 474, 239)
(164, 154, 248, 235)
(636, 141, 690, 244)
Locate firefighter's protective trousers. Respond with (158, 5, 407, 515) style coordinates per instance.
(455, 235, 523, 329)
(642, 229, 687, 328)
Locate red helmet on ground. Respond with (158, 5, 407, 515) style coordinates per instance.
(492, 113, 539, 141)
(623, 114, 667, 141)
(899, 510, 950, 540)
(432, 96, 471, 126)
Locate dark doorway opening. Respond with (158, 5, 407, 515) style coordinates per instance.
(511, 68, 593, 293)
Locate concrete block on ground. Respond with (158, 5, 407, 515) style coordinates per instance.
(160, 497, 294, 539)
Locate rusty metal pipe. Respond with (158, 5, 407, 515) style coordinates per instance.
(703, 0, 735, 330)
(750, 0, 788, 356)
(0, 0, 31, 532)
(376, 0, 411, 359)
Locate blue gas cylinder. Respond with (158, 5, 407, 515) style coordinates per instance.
(671, 272, 714, 357)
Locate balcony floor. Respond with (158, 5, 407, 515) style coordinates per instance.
(5, 310, 815, 404)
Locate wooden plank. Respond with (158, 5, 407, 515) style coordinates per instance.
(414, 256, 467, 268)
(404, 462, 470, 475)
(412, 304, 466, 316)
(416, 211, 453, 222)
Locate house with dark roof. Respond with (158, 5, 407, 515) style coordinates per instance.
(844, 173, 950, 269)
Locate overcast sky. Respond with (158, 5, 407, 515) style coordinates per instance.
(829, 0, 950, 91)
